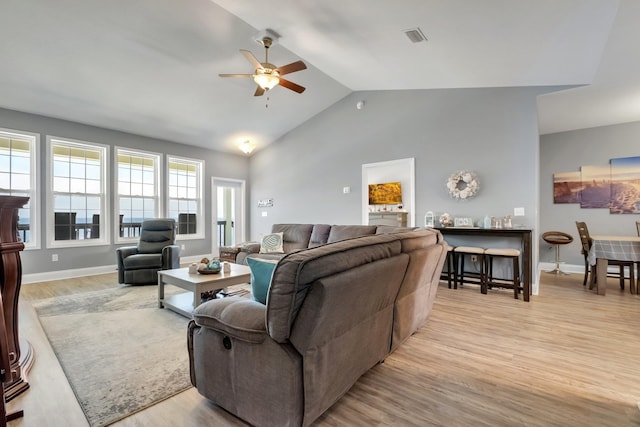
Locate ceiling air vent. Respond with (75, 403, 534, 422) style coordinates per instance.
(403, 27, 427, 43)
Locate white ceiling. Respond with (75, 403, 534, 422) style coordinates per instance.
(0, 0, 637, 154)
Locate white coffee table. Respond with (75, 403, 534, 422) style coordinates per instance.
(158, 264, 251, 317)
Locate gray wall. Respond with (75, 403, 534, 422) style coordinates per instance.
(0, 107, 249, 276)
(539, 121, 640, 266)
(249, 87, 557, 289)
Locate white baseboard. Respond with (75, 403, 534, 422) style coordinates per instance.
(537, 262, 584, 276)
(22, 254, 210, 284)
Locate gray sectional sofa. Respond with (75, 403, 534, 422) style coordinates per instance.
(228, 223, 413, 265)
(188, 226, 447, 427)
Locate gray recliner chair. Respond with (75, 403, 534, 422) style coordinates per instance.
(116, 218, 181, 285)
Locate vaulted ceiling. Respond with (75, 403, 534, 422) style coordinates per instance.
(1, 1, 638, 154)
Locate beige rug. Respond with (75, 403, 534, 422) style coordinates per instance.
(33, 285, 191, 427)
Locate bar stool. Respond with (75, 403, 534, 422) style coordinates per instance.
(483, 248, 521, 299)
(440, 245, 456, 288)
(454, 246, 486, 289)
(542, 231, 573, 275)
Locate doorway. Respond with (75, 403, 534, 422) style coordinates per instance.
(212, 177, 246, 255)
(361, 158, 415, 226)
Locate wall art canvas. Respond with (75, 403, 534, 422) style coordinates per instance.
(580, 165, 611, 209)
(368, 182, 402, 205)
(609, 156, 640, 214)
(553, 171, 582, 203)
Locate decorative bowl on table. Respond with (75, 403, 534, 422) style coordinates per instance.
(198, 259, 221, 274)
(198, 267, 221, 274)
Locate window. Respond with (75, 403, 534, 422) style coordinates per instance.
(167, 156, 203, 238)
(116, 148, 161, 242)
(47, 136, 108, 246)
(0, 128, 39, 248)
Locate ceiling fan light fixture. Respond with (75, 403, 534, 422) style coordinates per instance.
(253, 72, 280, 90)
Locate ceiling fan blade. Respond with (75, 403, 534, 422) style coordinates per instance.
(278, 78, 306, 94)
(275, 60, 307, 76)
(240, 49, 263, 70)
(254, 85, 265, 97)
(218, 73, 253, 78)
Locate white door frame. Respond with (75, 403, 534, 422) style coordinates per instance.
(211, 177, 246, 255)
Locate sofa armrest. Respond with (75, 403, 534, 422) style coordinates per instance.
(239, 241, 261, 253)
(116, 245, 139, 260)
(116, 245, 139, 284)
(192, 296, 267, 343)
(162, 244, 181, 269)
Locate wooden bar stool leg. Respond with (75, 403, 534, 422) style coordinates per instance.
(513, 256, 520, 299)
(481, 254, 488, 294)
(458, 253, 465, 289)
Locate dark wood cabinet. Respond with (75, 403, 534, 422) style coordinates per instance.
(0, 196, 30, 401)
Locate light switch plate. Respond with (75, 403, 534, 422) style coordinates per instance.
(514, 207, 525, 216)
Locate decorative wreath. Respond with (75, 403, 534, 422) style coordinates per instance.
(446, 171, 479, 200)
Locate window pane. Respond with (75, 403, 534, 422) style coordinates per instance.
(116, 149, 159, 235)
(51, 139, 105, 241)
(86, 164, 100, 180)
(0, 156, 10, 171)
(11, 156, 30, 172)
(0, 172, 9, 189)
(131, 183, 143, 196)
(12, 174, 30, 190)
(86, 179, 101, 194)
(70, 178, 85, 193)
(53, 176, 70, 192)
(69, 162, 85, 179)
(168, 157, 201, 235)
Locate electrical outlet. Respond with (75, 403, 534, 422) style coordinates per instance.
(343, 186, 351, 194)
(181, 244, 185, 250)
(52, 254, 58, 262)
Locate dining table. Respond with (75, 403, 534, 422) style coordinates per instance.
(587, 235, 640, 295)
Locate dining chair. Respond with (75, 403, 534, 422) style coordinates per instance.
(636, 221, 640, 237)
(575, 221, 632, 290)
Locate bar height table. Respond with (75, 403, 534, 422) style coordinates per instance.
(435, 227, 533, 302)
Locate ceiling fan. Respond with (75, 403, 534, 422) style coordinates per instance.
(219, 32, 307, 97)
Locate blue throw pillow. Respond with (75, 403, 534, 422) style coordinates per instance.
(246, 257, 278, 304)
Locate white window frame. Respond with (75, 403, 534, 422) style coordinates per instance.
(167, 155, 204, 240)
(0, 127, 40, 249)
(46, 136, 109, 248)
(114, 147, 162, 244)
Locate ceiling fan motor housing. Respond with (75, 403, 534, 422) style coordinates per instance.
(254, 29, 279, 47)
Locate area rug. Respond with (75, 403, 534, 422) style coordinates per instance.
(33, 285, 191, 427)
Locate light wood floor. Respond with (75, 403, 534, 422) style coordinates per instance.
(7, 272, 640, 426)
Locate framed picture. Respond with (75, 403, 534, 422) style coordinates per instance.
(454, 217, 473, 227)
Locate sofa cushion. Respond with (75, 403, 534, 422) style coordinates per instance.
(309, 224, 331, 248)
(122, 253, 163, 270)
(137, 219, 176, 254)
(259, 232, 284, 254)
(247, 257, 278, 304)
(272, 224, 314, 252)
(267, 233, 404, 343)
(327, 225, 378, 243)
(192, 296, 267, 343)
